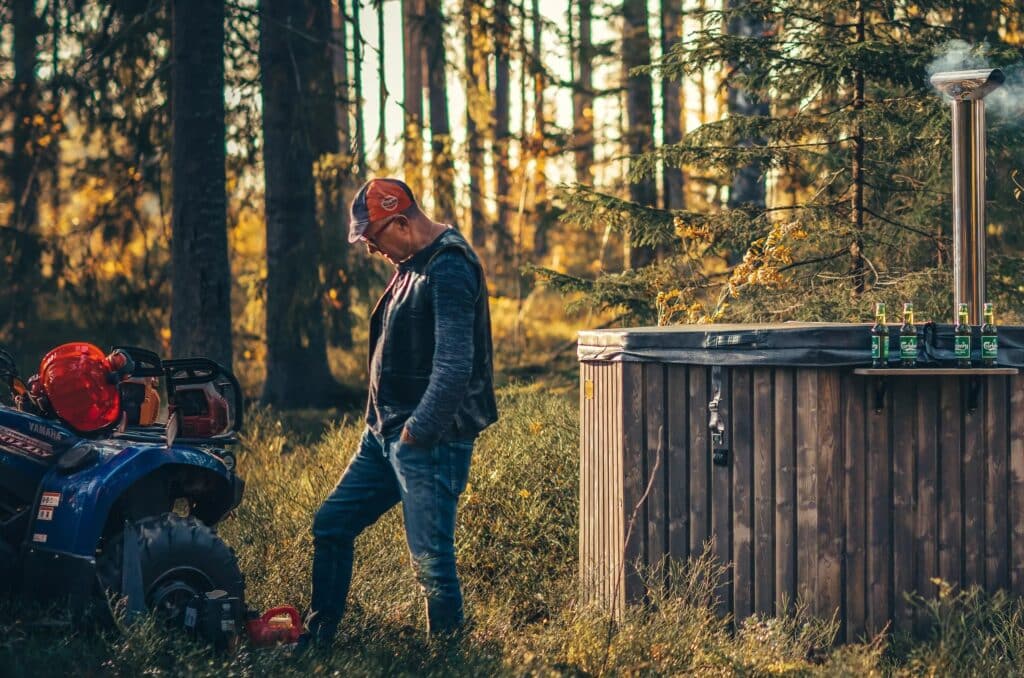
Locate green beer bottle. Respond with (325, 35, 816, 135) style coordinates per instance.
(871, 303, 889, 368)
(981, 302, 998, 367)
(899, 302, 918, 367)
(954, 303, 972, 368)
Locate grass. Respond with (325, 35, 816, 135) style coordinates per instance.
(3, 383, 1024, 676)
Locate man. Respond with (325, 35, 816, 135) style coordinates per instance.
(306, 178, 498, 644)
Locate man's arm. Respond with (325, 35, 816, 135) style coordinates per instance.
(402, 250, 479, 445)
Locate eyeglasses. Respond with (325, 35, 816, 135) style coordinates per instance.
(360, 217, 398, 248)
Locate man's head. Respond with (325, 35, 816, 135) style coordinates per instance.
(349, 178, 442, 264)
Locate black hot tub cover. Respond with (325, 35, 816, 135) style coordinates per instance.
(577, 322, 1024, 367)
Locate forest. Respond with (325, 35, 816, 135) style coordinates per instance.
(1, 0, 1024, 675)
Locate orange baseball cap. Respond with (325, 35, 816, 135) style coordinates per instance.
(348, 178, 417, 243)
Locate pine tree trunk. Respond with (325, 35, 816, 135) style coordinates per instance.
(316, 0, 352, 349)
(622, 0, 657, 269)
(5, 0, 42, 337)
(725, 3, 768, 211)
(424, 0, 456, 225)
(463, 0, 487, 250)
(377, 1, 387, 170)
(402, 0, 425, 196)
(11, 0, 39, 235)
(331, 0, 351, 143)
(530, 0, 549, 258)
(170, 0, 232, 367)
(493, 0, 512, 257)
(661, 0, 684, 210)
(260, 0, 337, 407)
(850, 0, 865, 294)
(351, 0, 365, 175)
(572, 0, 594, 184)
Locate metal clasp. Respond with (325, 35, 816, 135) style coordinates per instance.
(709, 366, 729, 466)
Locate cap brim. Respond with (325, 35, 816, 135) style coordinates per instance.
(347, 220, 370, 244)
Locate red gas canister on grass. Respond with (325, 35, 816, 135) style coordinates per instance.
(246, 606, 303, 647)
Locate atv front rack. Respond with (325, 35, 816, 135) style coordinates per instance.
(0, 344, 244, 445)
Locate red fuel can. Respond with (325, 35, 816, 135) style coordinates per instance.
(246, 606, 302, 646)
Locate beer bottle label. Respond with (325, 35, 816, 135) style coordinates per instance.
(982, 335, 998, 359)
(882, 337, 889, 359)
(871, 336, 880, 359)
(900, 335, 918, 358)
(955, 336, 970, 359)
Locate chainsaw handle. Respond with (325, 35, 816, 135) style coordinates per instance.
(260, 606, 301, 626)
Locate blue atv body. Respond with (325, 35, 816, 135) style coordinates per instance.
(0, 347, 246, 618)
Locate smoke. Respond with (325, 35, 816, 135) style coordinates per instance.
(926, 39, 990, 76)
(926, 40, 1024, 121)
(989, 64, 1024, 120)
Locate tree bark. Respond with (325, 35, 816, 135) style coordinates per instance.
(424, 0, 456, 224)
(11, 0, 39, 235)
(170, 0, 232, 367)
(260, 0, 337, 407)
(402, 0, 425, 196)
(850, 0, 865, 294)
(3, 0, 43, 338)
(377, 0, 387, 170)
(463, 0, 487, 249)
(351, 0, 366, 175)
(331, 0, 351, 144)
(572, 0, 594, 185)
(530, 0, 548, 258)
(725, 2, 768, 212)
(493, 0, 512, 262)
(622, 0, 657, 269)
(316, 0, 353, 349)
(661, 0, 685, 210)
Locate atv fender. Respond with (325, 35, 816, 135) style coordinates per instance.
(27, 443, 242, 559)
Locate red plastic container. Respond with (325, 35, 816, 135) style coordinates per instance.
(39, 343, 121, 433)
(246, 606, 302, 646)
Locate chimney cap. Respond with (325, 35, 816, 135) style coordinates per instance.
(930, 68, 1005, 100)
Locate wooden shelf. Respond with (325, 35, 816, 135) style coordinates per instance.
(854, 367, 1018, 376)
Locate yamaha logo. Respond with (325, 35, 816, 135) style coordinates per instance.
(381, 194, 399, 211)
(29, 422, 63, 440)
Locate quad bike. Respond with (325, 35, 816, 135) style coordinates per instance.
(0, 342, 247, 625)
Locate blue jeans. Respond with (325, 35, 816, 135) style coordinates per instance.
(310, 428, 473, 640)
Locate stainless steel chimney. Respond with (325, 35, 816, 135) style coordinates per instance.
(930, 68, 1005, 324)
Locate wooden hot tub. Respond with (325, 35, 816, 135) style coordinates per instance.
(578, 322, 1024, 641)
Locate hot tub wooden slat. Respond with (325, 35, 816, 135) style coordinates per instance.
(892, 378, 916, 629)
(689, 367, 709, 557)
(867, 386, 892, 635)
(939, 378, 963, 590)
(774, 369, 797, 615)
(1011, 375, 1024, 595)
(964, 399, 985, 588)
(712, 368, 732, 618)
(753, 367, 774, 617)
(914, 379, 939, 627)
(732, 368, 754, 622)
(644, 363, 667, 574)
(985, 376, 1009, 591)
(843, 371, 868, 642)
(622, 362, 645, 603)
(667, 365, 689, 563)
(817, 370, 842, 623)
(796, 369, 818, 610)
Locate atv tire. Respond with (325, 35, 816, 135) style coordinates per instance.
(96, 513, 244, 624)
